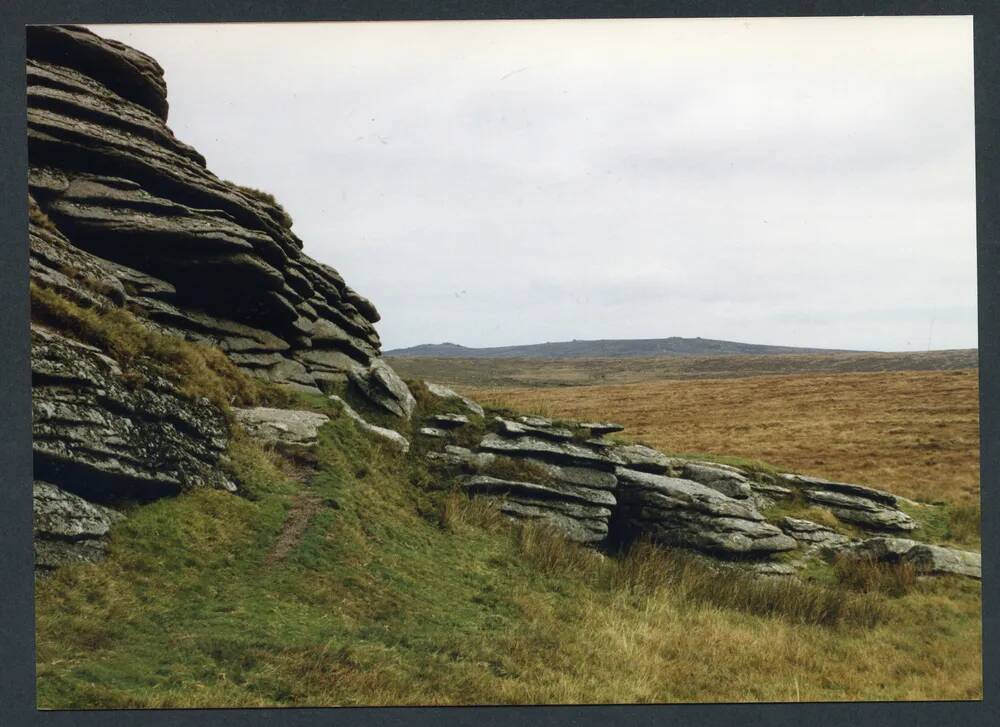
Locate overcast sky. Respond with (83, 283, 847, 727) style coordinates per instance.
(92, 17, 977, 352)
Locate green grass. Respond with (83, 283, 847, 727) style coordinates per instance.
(35, 396, 983, 706)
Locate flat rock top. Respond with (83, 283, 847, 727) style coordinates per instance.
(780, 473, 899, 506)
(233, 407, 329, 445)
(496, 417, 574, 441)
(580, 421, 625, 434)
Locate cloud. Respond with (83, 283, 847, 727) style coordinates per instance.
(89, 16, 977, 351)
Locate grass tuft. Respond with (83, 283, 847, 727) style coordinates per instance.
(230, 183, 294, 229)
(30, 282, 290, 412)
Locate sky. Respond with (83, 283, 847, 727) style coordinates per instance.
(91, 17, 977, 352)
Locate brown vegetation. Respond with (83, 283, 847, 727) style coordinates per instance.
(464, 369, 980, 508)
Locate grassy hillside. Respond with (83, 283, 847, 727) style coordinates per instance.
(463, 369, 981, 513)
(387, 350, 978, 388)
(35, 386, 982, 707)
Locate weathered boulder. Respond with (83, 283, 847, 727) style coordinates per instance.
(423, 382, 485, 417)
(426, 445, 496, 469)
(580, 421, 625, 436)
(836, 537, 981, 579)
(418, 427, 448, 439)
(232, 407, 329, 448)
(780, 473, 900, 507)
(610, 443, 679, 475)
(34, 481, 124, 569)
(430, 413, 470, 429)
(515, 459, 618, 491)
(349, 359, 416, 420)
(614, 467, 796, 556)
(329, 395, 409, 453)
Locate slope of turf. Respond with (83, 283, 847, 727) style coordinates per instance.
(34, 390, 982, 707)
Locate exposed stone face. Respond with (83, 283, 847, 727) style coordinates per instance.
(802, 489, 917, 532)
(614, 468, 796, 556)
(579, 421, 624, 436)
(329, 395, 410, 453)
(34, 481, 125, 569)
(681, 462, 753, 500)
(835, 538, 981, 580)
(610, 443, 680, 475)
(495, 416, 575, 441)
(232, 407, 330, 448)
(32, 325, 234, 502)
(779, 517, 851, 547)
(479, 433, 622, 470)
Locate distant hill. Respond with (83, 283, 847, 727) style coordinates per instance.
(384, 337, 864, 359)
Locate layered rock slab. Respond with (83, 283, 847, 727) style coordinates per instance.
(614, 467, 796, 555)
(32, 325, 233, 501)
(34, 480, 125, 569)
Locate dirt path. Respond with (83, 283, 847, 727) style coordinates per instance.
(263, 492, 323, 566)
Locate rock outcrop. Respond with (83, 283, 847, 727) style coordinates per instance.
(27, 25, 414, 568)
(27, 25, 410, 410)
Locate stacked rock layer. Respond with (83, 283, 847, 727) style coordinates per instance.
(27, 25, 415, 568)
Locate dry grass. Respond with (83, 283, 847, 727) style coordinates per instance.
(464, 369, 980, 508)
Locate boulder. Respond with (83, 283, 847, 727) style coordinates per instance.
(460, 474, 613, 544)
(418, 427, 448, 439)
(426, 445, 496, 469)
(839, 537, 981, 579)
(430, 413, 470, 429)
(780, 473, 899, 507)
(460, 475, 616, 508)
(779, 517, 850, 547)
(232, 407, 329, 447)
(610, 443, 680, 475)
(614, 467, 796, 556)
(580, 421, 625, 436)
(349, 359, 416, 419)
(515, 459, 618, 491)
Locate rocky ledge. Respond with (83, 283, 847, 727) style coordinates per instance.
(416, 395, 979, 575)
